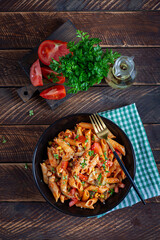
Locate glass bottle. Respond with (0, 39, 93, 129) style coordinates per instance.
(105, 56, 136, 89)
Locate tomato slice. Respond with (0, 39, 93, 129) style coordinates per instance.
(91, 142, 101, 154)
(61, 161, 68, 170)
(78, 173, 88, 181)
(30, 59, 43, 86)
(69, 198, 78, 207)
(70, 188, 76, 196)
(38, 40, 70, 65)
(78, 136, 86, 143)
(40, 85, 66, 100)
(41, 67, 65, 84)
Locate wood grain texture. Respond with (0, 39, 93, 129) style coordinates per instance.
(0, 86, 160, 125)
(0, 12, 160, 49)
(0, 0, 159, 11)
(0, 125, 160, 163)
(0, 202, 160, 240)
(0, 48, 160, 87)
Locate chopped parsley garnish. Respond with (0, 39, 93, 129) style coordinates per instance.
(82, 181, 85, 186)
(89, 191, 95, 199)
(88, 150, 94, 156)
(64, 136, 68, 138)
(54, 154, 59, 160)
(2, 136, 7, 144)
(105, 170, 109, 173)
(92, 136, 95, 141)
(85, 139, 88, 143)
(51, 167, 55, 173)
(67, 142, 70, 146)
(97, 173, 102, 184)
(84, 146, 87, 149)
(104, 151, 108, 160)
(80, 159, 87, 168)
(75, 134, 79, 139)
(63, 176, 67, 180)
(25, 163, 28, 169)
(29, 110, 34, 116)
(108, 188, 115, 195)
(102, 163, 106, 170)
(74, 175, 77, 179)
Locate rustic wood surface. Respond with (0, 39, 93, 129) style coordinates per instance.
(0, 0, 159, 11)
(0, 7, 160, 240)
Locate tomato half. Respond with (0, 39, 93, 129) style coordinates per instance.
(40, 85, 66, 100)
(41, 67, 65, 84)
(61, 161, 68, 170)
(38, 40, 70, 65)
(91, 142, 101, 154)
(78, 136, 86, 143)
(69, 198, 78, 207)
(30, 59, 43, 86)
(78, 173, 88, 181)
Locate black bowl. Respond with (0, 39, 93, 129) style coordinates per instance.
(32, 113, 136, 217)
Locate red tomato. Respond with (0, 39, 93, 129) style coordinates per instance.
(78, 173, 88, 181)
(78, 136, 86, 143)
(38, 40, 70, 65)
(41, 67, 65, 84)
(61, 161, 68, 170)
(69, 198, 78, 207)
(70, 188, 76, 196)
(40, 85, 66, 100)
(30, 59, 43, 86)
(91, 142, 101, 154)
(106, 160, 113, 167)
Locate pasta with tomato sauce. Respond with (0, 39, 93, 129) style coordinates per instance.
(40, 122, 126, 209)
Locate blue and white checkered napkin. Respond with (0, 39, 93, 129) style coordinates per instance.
(96, 103, 160, 218)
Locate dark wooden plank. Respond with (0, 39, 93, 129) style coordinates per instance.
(0, 125, 159, 163)
(0, 12, 160, 49)
(0, 164, 43, 202)
(1, 48, 160, 87)
(0, 0, 159, 11)
(0, 86, 160, 125)
(0, 202, 160, 240)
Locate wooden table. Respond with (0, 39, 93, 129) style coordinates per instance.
(0, 1, 160, 239)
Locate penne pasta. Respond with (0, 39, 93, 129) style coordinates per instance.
(40, 122, 126, 209)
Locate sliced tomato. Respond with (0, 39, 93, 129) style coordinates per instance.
(30, 59, 43, 86)
(91, 142, 101, 154)
(61, 161, 68, 170)
(78, 173, 88, 181)
(41, 67, 65, 84)
(38, 40, 70, 65)
(69, 198, 78, 207)
(78, 136, 86, 143)
(70, 188, 76, 196)
(40, 85, 66, 100)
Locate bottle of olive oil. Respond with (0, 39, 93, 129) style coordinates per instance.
(106, 56, 136, 89)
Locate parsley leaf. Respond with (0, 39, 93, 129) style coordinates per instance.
(54, 154, 59, 160)
(108, 188, 115, 195)
(80, 159, 87, 168)
(88, 150, 94, 156)
(25, 163, 28, 169)
(2, 136, 7, 144)
(52, 167, 56, 173)
(75, 134, 79, 139)
(29, 110, 34, 116)
(104, 151, 108, 160)
(82, 181, 85, 186)
(49, 30, 120, 94)
(97, 173, 102, 184)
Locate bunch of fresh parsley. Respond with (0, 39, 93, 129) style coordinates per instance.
(49, 30, 120, 94)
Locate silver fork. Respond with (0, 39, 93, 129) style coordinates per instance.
(89, 113, 146, 205)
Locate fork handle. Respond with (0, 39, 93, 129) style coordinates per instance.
(113, 151, 146, 205)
